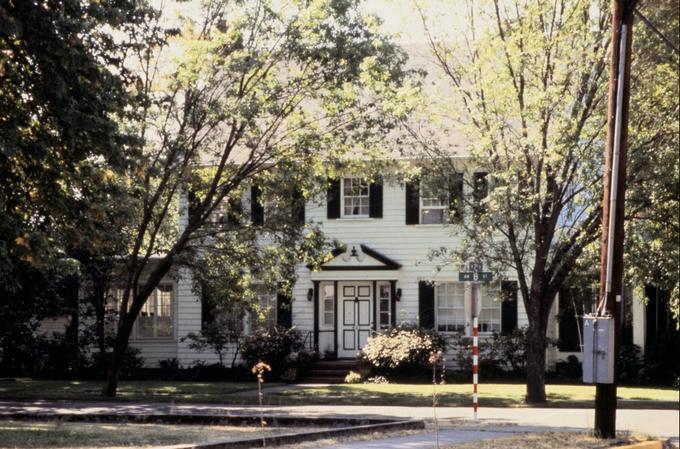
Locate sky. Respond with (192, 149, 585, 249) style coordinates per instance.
(155, 0, 471, 45)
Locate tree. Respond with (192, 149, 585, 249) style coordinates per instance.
(101, 0, 414, 397)
(413, 0, 610, 402)
(0, 0, 149, 370)
(624, 2, 679, 324)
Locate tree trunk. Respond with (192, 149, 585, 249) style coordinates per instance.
(102, 336, 129, 398)
(525, 320, 548, 403)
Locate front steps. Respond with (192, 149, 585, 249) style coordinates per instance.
(300, 359, 356, 384)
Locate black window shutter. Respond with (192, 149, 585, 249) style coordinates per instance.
(557, 288, 581, 351)
(292, 186, 305, 225)
(405, 179, 420, 225)
(188, 190, 200, 223)
(448, 173, 464, 223)
(418, 281, 435, 329)
(369, 177, 383, 218)
(501, 281, 518, 335)
(327, 179, 341, 219)
(276, 291, 292, 329)
(473, 172, 488, 216)
(251, 185, 264, 225)
(200, 286, 215, 329)
(226, 195, 242, 226)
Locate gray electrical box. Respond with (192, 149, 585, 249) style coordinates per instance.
(582, 315, 615, 384)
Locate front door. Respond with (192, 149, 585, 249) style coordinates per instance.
(338, 282, 372, 358)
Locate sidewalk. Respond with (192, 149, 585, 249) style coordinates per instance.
(1, 400, 677, 441)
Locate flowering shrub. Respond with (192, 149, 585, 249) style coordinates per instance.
(364, 375, 389, 384)
(344, 370, 362, 384)
(360, 326, 445, 376)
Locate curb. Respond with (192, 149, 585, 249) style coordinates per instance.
(1, 413, 426, 449)
(167, 419, 425, 449)
(615, 442, 663, 449)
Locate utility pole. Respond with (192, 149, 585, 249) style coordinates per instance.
(595, 0, 635, 438)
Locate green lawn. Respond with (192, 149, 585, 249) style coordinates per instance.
(0, 379, 266, 403)
(268, 383, 679, 408)
(0, 379, 676, 409)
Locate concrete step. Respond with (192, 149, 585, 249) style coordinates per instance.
(305, 369, 351, 377)
(302, 376, 345, 384)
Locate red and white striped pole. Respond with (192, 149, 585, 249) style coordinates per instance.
(472, 315, 479, 419)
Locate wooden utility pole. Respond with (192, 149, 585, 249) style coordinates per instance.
(595, 0, 635, 438)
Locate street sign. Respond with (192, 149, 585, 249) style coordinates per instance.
(459, 272, 493, 282)
(469, 262, 483, 272)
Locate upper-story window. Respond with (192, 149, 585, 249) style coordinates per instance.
(420, 182, 449, 224)
(405, 173, 464, 225)
(342, 177, 370, 217)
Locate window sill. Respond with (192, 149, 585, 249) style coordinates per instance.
(131, 336, 175, 342)
(336, 217, 376, 221)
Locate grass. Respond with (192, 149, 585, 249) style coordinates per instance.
(441, 432, 649, 449)
(0, 379, 677, 408)
(0, 379, 268, 403)
(0, 420, 289, 448)
(268, 383, 679, 409)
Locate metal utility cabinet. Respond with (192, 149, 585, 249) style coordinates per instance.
(582, 315, 615, 384)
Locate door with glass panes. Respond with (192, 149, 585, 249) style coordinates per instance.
(338, 282, 372, 358)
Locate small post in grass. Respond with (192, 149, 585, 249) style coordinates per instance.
(252, 361, 272, 447)
(429, 350, 445, 449)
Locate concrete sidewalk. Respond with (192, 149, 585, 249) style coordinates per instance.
(1, 400, 677, 442)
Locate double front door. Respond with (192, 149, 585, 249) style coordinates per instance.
(338, 282, 372, 358)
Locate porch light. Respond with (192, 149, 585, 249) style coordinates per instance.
(350, 246, 358, 259)
(307, 288, 314, 301)
(396, 288, 402, 301)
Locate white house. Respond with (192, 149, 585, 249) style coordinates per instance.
(98, 169, 647, 369)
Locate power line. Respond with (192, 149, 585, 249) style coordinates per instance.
(634, 8, 679, 56)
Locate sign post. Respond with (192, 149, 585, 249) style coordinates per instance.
(459, 263, 492, 419)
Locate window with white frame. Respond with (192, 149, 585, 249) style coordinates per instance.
(478, 287, 501, 333)
(436, 283, 466, 333)
(252, 284, 277, 330)
(322, 284, 334, 327)
(138, 284, 174, 338)
(342, 177, 369, 217)
(378, 282, 391, 330)
(420, 182, 449, 224)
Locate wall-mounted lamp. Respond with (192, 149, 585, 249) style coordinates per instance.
(349, 246, 359, 259)
(396, 288, 402, 301)
(307, 288, 314, 302)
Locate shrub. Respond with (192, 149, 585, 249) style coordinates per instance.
(241, 327, 317, 381)
(344, 370, 362, 384)
(449, 327, 536, 378)
(554, 355, 582, 380)
(360, 325, 445, 379)
(364, 375, 389, 384)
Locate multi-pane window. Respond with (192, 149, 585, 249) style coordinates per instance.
(478, 287, 501, 333)
(106, 285, 174, 339)
(253, 284, 277, 330)
(342, 177, 369, 217)
(378, 283, 391, 330)
(436, 283, 466, 333)
(138, 285, 174, 338)
(322, 284, 334, 327)
(420, 183, 449, 224)
(436, 283, 502, 334)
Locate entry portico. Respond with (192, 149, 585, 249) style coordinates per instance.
(309, 244, 401, 358)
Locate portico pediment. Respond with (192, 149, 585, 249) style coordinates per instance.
(315, 244, 401, 271)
